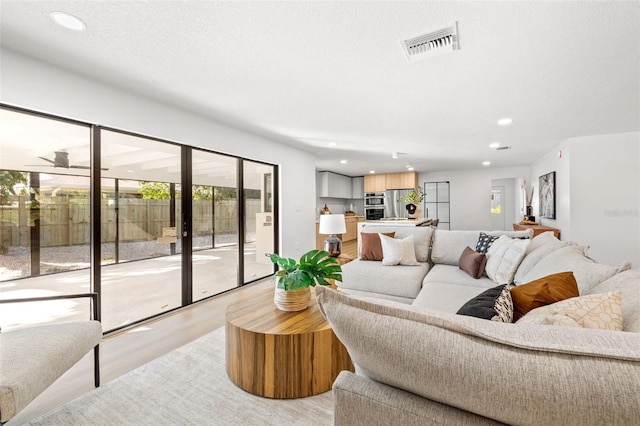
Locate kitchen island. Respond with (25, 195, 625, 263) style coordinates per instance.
(362, 218, 432, 227)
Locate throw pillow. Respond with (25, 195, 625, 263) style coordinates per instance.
(485, 235, 530, 285)
(525, 231, 560, 255)
(458, 246, 487, 279)
(379, 234, 420, 266)
(475, 232, 499, 253)
(360, 232, 395, 261)
(516, 291, 623, 331)
(510, 271, 580, 321)
(457, 284, 515, 322)
(587, 268, 640, 332)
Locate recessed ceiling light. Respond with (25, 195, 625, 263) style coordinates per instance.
(340, 159, 347, 164)
(407, 166, 415, 171)
(497, 118, 512, 126)
(50, 11, 86, 31)
(489, 142, 500, 149)
(369, 170, 375, 174)
(328, 142, 337, 147)
(482, 161, 491, 166)
(391, 152, 398, 159)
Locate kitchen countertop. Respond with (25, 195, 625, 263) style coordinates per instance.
(316, 215, 364, 224)
(363, 218, 432, 226)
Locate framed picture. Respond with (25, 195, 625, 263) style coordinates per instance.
(539, 171, 556, 219)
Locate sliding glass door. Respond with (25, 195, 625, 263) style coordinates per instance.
(99, 130, 183, 331)
(243, 160, 276, 283)
(191, 150, 239, 302)
(0, 105, 279, 333)
(0, 108, 92, 329)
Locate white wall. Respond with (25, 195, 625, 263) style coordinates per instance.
(419, 166, 530, 230)
(529, 139, 572, 238)
(0, 48, 317, 257)
(531, 132, 639, 267)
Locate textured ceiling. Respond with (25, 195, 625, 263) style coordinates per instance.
(1, 1, 639, 176)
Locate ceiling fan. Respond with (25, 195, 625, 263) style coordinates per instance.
(27, 151, 109, 170)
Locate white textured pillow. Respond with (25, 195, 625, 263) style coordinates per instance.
(516, 291, 623, 331)
(379, 234, 420, 266)
(485, 235, 530, 285)
(525, 231, 560, 255)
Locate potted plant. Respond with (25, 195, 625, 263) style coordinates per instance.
(267, 249, 342, 311)
(398, 188, 425, 217)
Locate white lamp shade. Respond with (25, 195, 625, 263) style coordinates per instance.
(319, 214, 346, 235)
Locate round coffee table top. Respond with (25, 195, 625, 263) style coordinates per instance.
(225, 285, 331, 335)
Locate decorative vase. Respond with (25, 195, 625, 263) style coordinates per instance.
(273, 282, 311, 311)
(526, 205, 533, 217)
(406, 203, 419, 219)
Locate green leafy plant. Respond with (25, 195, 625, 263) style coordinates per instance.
(398, 187, 425, 205)
(267, 249, 342, 291)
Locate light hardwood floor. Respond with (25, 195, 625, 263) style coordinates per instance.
(10, 240, 358, 425)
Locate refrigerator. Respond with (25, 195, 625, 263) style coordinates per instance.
(384, 189, 413, 218)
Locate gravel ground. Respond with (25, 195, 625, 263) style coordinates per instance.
(0, 234, 241, 281)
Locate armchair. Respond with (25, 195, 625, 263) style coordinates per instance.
(0, 293, 102, 424)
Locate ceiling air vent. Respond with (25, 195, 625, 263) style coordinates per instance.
(402, 22, 459, 61)
(496, 146, 512, 151)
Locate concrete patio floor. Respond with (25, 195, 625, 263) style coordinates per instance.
(0, 242, 273, 332)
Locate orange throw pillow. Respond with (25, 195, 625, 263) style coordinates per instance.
(360, 232, 395, 261)
(510, 271, 580, 321)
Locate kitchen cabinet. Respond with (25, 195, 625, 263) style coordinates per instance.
(351, 176, 364, 199)
(343, 216, 362, 241)
(318, 171, 352, 199)
(364, 174, 386, 192)
(385, 171, 418, 190)
(315, 222, 325, 250)
(316, 216, 364, 250)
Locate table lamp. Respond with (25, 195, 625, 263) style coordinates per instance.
(319, 214, 346, 257)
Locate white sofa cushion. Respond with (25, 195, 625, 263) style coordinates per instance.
(519, 245, 624, 294)
(359, 225, 433, 262)
(485, 235, 530, 284)
(514, 240, 570, 284)
(338, 259, 430, 299)
(431, 229, 533, 266)
(414, 265, 496, 313)
(316, 286, 640, 426)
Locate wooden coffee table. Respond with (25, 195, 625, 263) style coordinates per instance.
(225, 286, 354, 398)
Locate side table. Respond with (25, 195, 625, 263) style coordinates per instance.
(225, 287, 354, 398)
(513, 223, 561, 239)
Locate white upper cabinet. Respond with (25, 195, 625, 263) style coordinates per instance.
(318, 171, 353, 199)
(351, 176, 364, 199)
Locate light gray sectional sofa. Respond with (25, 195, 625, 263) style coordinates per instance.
(320, 225, 640, 425)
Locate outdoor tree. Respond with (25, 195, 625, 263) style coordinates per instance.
(138, 181, 238, 201)
(0, 170, 27, 205)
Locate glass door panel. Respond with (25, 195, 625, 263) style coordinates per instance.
(191, 150, 238, 301)
(243, 160, 275, 283)
(0, 107, 91, 330)
(100, 130, 181, 331)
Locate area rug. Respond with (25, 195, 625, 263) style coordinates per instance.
(28, 327, 333, 425)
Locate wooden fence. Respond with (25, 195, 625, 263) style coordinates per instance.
(0, 195, 260, 248)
